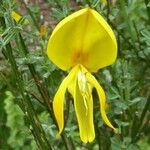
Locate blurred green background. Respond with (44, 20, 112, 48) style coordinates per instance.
(0, 0, 150, 149)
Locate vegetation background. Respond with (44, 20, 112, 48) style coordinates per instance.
(0, 0, 149, 149)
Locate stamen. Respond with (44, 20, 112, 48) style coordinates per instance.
(77, 69, 90, 116)
(77, 70, 86, 92)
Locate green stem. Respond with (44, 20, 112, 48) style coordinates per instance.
(132, 95, 150, 142)
(95, 121, 102, 150)
(106, 0, 110, 23)
(30, 129, 43, 150)
(4, 43, 52, 149)
(1, 13, 52, 148)
(144, 0, 150, 21)
(18, 29, 74, 150)
(93, 97, 102, 150)
(140, 97, 150, 124)
(27, 91, 44, 106)
(22, 0, 39, 30)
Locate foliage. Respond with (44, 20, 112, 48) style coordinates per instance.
(0, 0, 149, 149)
(4, 91, 36, 149)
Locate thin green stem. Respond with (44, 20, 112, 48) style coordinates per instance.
(93, 95, 102, 150)
(27, 91, 44, 106)
(132, 95, 150, 143)
(140, 97, 150, 124)
(18, 28, 74, 150)
(144, 0, 150, 21)
(22, 0, 39, 30)
(4, 44, 52, 149)
(106, 0, 110, 23)
(1, 13, 52, 148)
(95, 121, 102, 150)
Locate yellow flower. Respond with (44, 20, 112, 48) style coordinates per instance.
(47, 8, 117, 143)
(101, 0, 107, 3)
(11, 11, 29, 25)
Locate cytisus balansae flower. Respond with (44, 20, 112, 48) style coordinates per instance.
(11, 11, 29, 25)
(47, 8, 117, 143)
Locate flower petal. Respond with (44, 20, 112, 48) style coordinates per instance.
(73, 75, 95, 143)
(53, 66, 78, 136)
(47, 8, 117, 72)
(11, 11, 22, 22)
(11, 11, 29, 25)
(86, 72, 116, 130)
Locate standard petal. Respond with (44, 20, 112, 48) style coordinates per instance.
(86, 72, 116, 130)
(47, 8, 117, 72)
(73, 76, 95, 143)
(53, 66, 78, 135)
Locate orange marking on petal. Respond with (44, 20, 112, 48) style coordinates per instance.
(72, 50, 89, 67)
